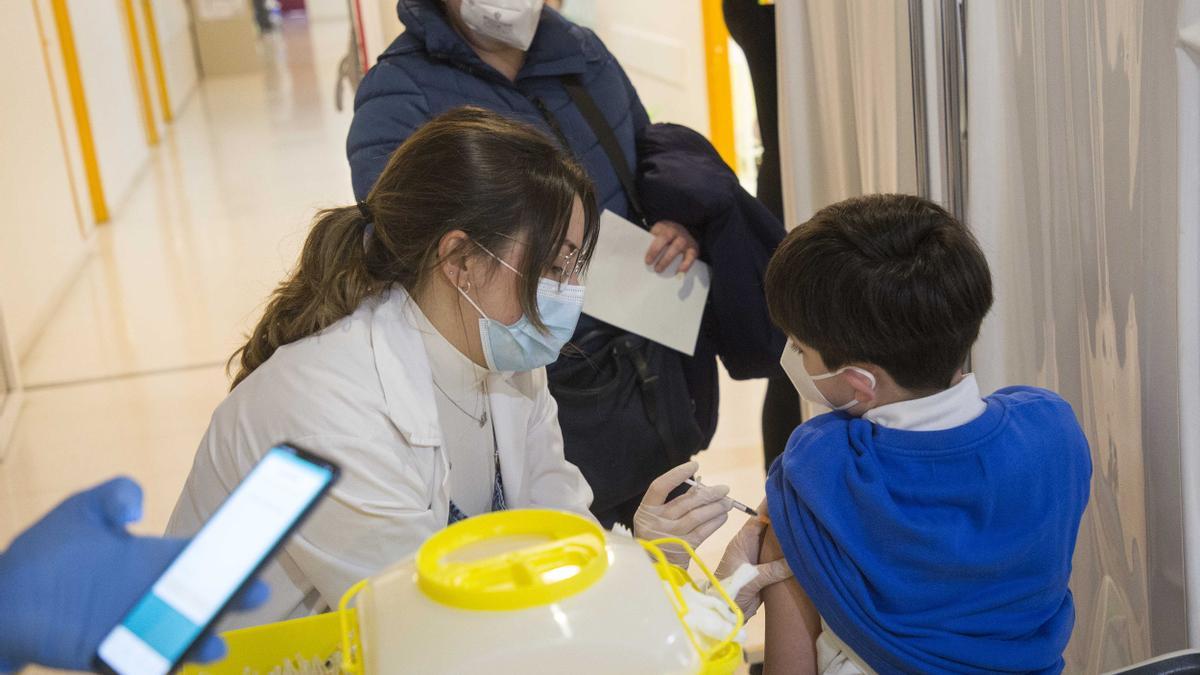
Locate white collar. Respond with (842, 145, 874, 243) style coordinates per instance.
(863, 373, 987, 431)
(368, 287, 443, 446)
(407, 297, 489, 399)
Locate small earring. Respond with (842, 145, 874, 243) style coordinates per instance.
(461, 280, 471, 294)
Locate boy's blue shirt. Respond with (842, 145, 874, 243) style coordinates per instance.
(766, 386, 1092, 674)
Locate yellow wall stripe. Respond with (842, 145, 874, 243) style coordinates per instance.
(701, 0, 736, 170)
(141, 0, 172, 123)
(121, 0, 159, 145)
(49, 0, 108, 223)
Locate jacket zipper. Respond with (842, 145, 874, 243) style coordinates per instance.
(450, 60, 573, 150)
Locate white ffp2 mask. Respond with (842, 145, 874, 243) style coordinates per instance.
(459, 0, 544, 51)
(779, 346, 876, 412)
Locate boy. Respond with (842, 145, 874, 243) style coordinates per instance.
(756, 194, 1091, 674)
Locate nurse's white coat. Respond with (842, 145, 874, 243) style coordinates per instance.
(166, 286, 594, 629)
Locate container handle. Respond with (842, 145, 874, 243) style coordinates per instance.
(337, 579, 369, 675)
(638, 537, 745, 671)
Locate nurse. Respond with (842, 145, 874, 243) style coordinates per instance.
(168, 107, 731, 629)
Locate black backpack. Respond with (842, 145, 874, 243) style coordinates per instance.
(543, 75, 706, 526)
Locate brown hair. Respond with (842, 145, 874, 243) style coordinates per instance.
(229, 106, 599, 388)
(765, 194, 993, 391)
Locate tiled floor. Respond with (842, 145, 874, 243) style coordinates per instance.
(1, 14, 773, 672)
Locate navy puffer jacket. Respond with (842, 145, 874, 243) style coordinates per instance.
(347, 0, 648, 216)
(348, 1, 681, 525)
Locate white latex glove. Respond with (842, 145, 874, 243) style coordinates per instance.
(633, 461, 733, 567)
(715, 517, 794, 620)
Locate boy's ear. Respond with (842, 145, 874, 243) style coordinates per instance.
(843, 368, 878, 406)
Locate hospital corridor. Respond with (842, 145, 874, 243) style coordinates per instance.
(1, 1, 1199, 674)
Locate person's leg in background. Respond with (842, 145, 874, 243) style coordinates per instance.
(251, 0, 272, 32)
(723, 0, 802, 472)
(761, 378, 800, 469)
(724, 0, 783, 222)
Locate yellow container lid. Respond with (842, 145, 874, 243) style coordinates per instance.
(415, 509, 608, 611)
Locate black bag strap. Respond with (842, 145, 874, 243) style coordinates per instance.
(613, 336, 674, 452)
(560, 74, 648, 227)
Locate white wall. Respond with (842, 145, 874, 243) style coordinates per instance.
(0, 304, 21, 458)
(0, 0, 92, 355)
(1, 0, 197, 358)
(589, 0, 710, 135)
(153, 0, 199, 118)
(129, 0, 163, 134)
(306, 0, 349, 22)
(355, 0, 403, 70)
(34, 0, 93, 233)
(68, 0, 151, 210)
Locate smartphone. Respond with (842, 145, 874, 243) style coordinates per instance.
(94, 444, 339, 675)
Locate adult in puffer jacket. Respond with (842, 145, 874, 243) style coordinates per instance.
(347, 0, 714, 529)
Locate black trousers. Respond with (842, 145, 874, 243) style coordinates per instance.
(724, 0, 802, 469)
(723, 0, 783, 222)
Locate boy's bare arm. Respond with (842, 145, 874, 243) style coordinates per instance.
(761, 524, 821, 675)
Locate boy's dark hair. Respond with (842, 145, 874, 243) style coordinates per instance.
(765, 194, 993, 392)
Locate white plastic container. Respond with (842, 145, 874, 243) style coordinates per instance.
(184, 509, 743, 675)
(341, 509, 743, 675)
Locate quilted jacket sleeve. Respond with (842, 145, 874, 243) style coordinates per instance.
(347, 59, 432, 200)
(616, 60, 650, 139)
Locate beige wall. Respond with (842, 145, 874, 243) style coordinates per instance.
(0, 0, 93, 355)
(590, 0, 710, 135)
(34, 0, 92, 235)
(130, 0, 162, 133)
(306, 0, 348, 22)
(131, 0, 198, 129)
(152, 0, 200, 118)
(69, 0, 152, 209)
(356, 0, 403, 68)
(1, 0, 199, 358)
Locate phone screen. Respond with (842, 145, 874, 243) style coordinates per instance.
(95, 445, 337, 675)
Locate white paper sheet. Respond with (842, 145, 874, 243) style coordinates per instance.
(582, 211, 710, 356)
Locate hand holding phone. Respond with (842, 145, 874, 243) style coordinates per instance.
(95, 445, 338, 675)
(0, 478, 267, 672)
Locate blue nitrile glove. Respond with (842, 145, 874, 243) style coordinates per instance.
(0, 477, 269, 672)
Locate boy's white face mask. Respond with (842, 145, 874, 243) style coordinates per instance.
(459, 0, 544, 51)
(780, 346, 876, 412)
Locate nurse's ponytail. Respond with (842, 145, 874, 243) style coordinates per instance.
(229, 205, 378, 388)
(228, 106, 598, 389)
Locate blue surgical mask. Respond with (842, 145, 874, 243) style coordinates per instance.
(456, 245, 585, 372)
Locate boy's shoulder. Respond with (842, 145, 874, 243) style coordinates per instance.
(991, 385, 1093, 495)
(786, 409, 853, 437)
(779, 412, 858, 466)
(990, 384, 1070, 406)
(988, 386, 1081, 428)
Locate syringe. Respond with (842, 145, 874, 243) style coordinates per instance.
(683, 478, 759, 517)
